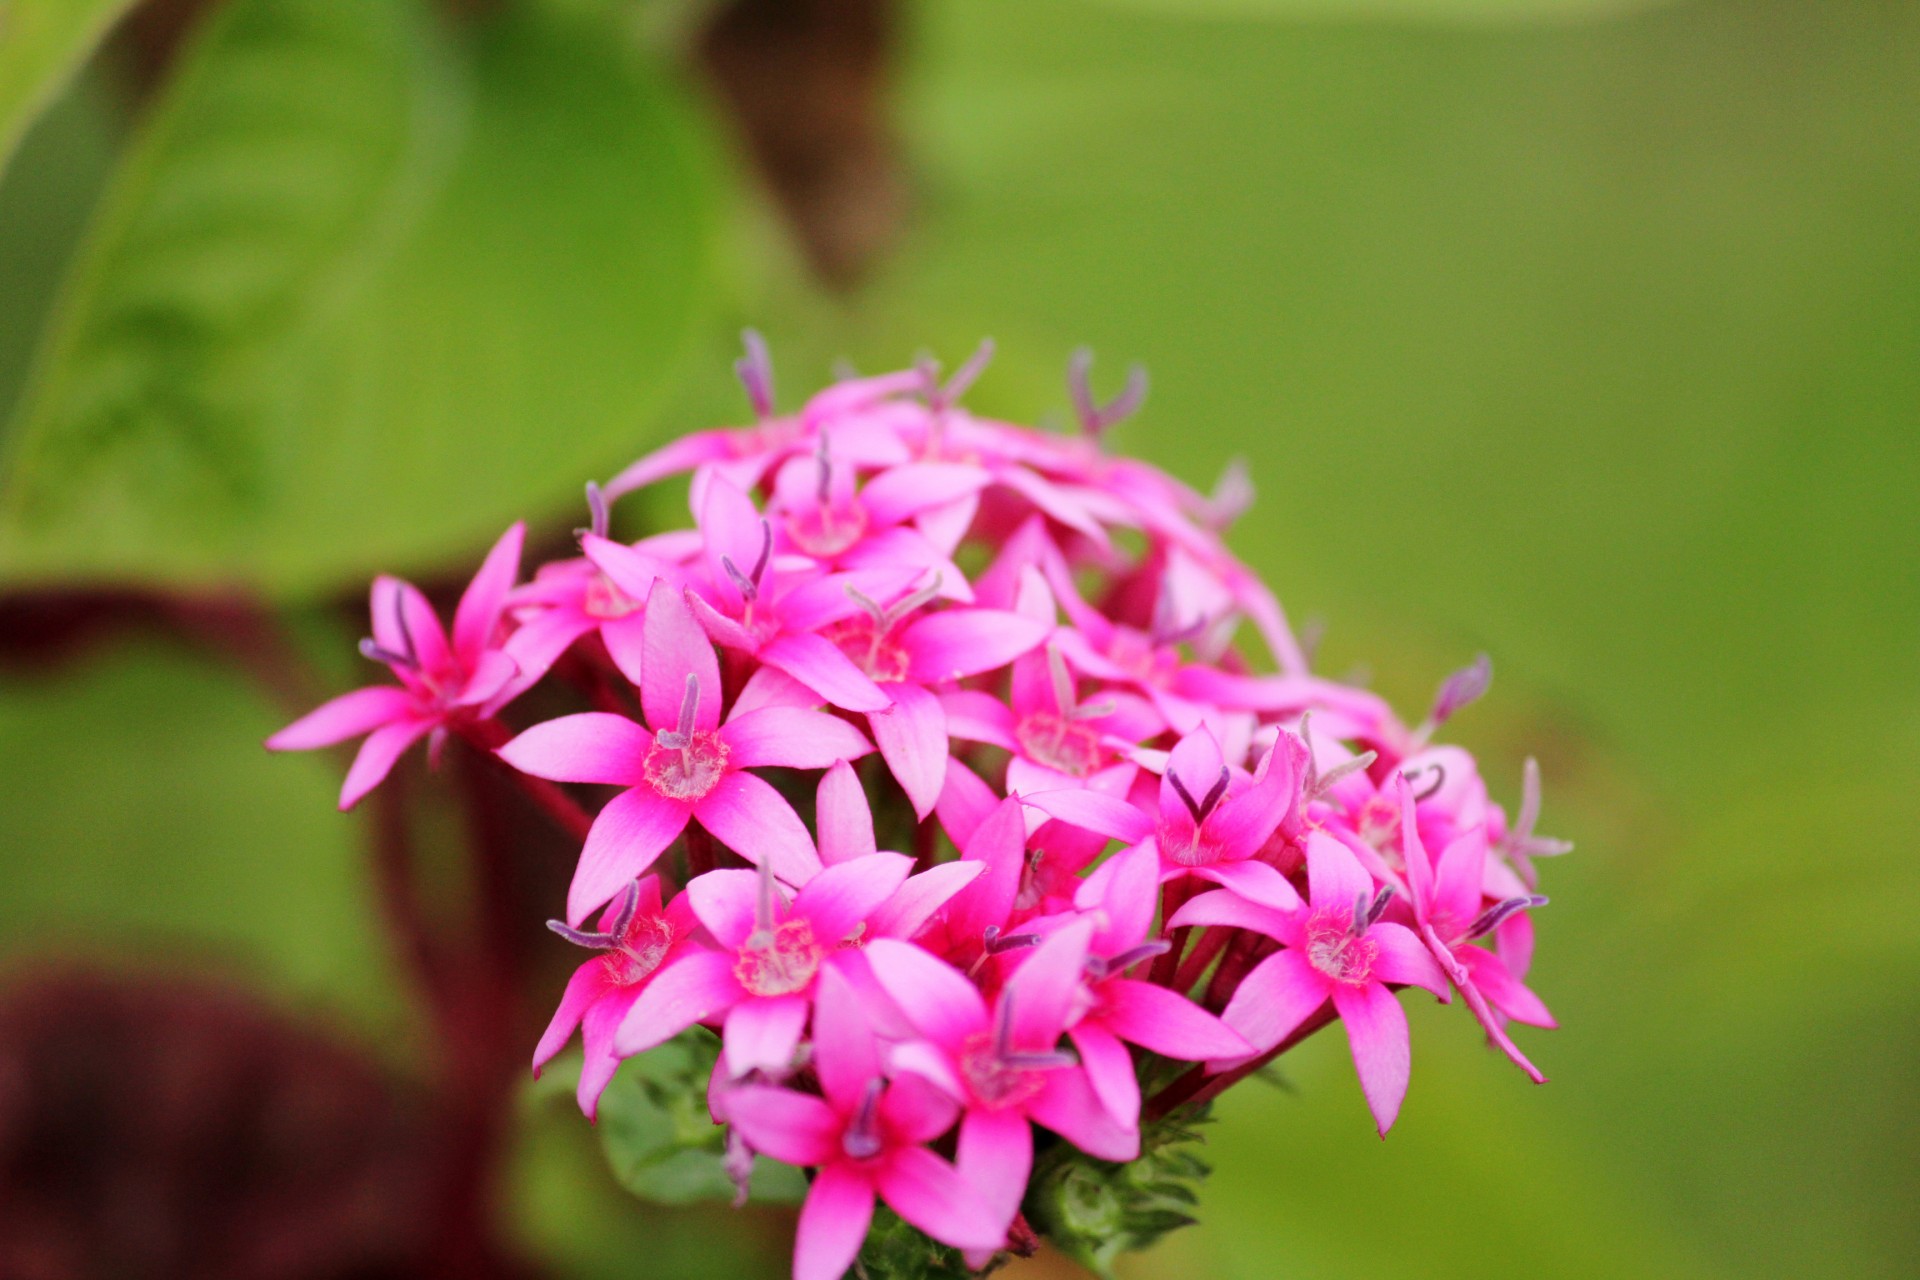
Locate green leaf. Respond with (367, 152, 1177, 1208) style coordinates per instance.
(595, 1031, 807, 1207)
(0, 0, 723, 596)
(1091, 0, 1674, 22)
(0, 0, 139, 176)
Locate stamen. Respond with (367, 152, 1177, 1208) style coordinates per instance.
(753, 856, 779, 936)
(1067, 348, 1150, 439)
(1361, 885, 1394, 931)
(547, 919, 616, 950)
(1150, 577, 1212, 648)
(1404, 763, 1447, 804)
(1468, 894, 1548, 940)
(814, 432, 833, 507)
(1168, 766, 1230, 825)
(1047, 645, 1077, 716)
(1499, 758, 1575, 860)
(606, 879, 641, 940)
(1297, 617, 1326, 673)
(585, 481, 609, 541)
(544, 880, 642, 951)
(358, 638, 416, 671)
(1425, 653, 1492, 733)
(1087, 939, 1171, 980)
(983, 925, 1042, 956)
(1206, 456, 1254, 529)
(656, 674, 702, 749)
(841, 1079, 887, 1160)
(719, 521, 774, 604)
(935, 338, 995, 411)
(1309, 750, 1377, 804)
(734, 329, 774, 419)
(1068, 698, 1117, 722)
(844, 582, 887, 626)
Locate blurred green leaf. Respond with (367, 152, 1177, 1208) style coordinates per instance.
(0, 0, 722, 597)
(1095, 0, 1673, 20)
(0, 0, 137, 175)
(596, 1031, 807, 1208)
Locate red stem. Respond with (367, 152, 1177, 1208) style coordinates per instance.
(1144, 1003, 1341, 1122)
(1171, 926, 1230, 994)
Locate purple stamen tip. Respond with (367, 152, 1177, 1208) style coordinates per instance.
(1169, 766, 1230, 825)
(1430, 653, 1493, 727)
(358, 638, 416, 671)
(585, 481, 609, 541)
(814, 434, 834, 506)
(735, 329, 775, 419)
(983, 926, 1042, 956)
(1090, 939, 1172, 979)
(1468, 894, 1548, 940)
(1068, 348, 1149, 438)
(936, 338, 995, 410)
(548, 919, 616, 950)
(657, 674, 703, 749)
(1405, 762, 1448, 804)
(842, 1078, 887, 1160)
(607, 879, 641, 940)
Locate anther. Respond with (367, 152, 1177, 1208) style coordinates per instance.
(1169, 766, 1231, 826)
(544, 880, 643, 950)
(1467, 894, 1548, 940)
(841, 1079, 887, 1160)
(931, 339, 995, 412)
(1067, 348, 1149, 440)
(1420, 653, 1492, 740)
(358, 638, 416, 671)
(1404, 763, 1447, 804)
(735, 329, 775, 420)
(655, 673, 702, 750)
(721, 521, 775, 603)
(585, 481, 609, 541)
(983, 925, 1042, 956)
(1087, 939, 1172, 980)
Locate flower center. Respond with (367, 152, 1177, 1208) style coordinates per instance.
(734, 920, 822, 997)
(786, 502, 869, 559)
(1305, 911, 1377, 985)
(1014, 712, 1104, 778)
(643, 731, 729, 801)
(1357, 794, 1400, 853)
(825, 615, 912, 683)
(583, 572, 641, 620)
(958, 1032, 1047, 1111)
(602, 915, 676, 986)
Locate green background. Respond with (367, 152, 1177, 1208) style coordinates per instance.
(2, 0, 1915, 1275)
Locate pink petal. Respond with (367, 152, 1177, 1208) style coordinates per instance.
(699, 476, 773, 611)
(498, 713, 651, 785)
(945, 799, 1027, 944)
(815, 760, 876, 865)
(1003, 919, 1091, 1050)
(1432, 830, 1490, 935)
(452, 522, 524, 659)
(1160, 727, 1227, 837)
(532, 961, 609, 1075)
(1369, 922, 1451, 998)
(694, 772, 823, 887)
(794, 1163, 876, 1280)
(1219, 949, 1330, 1058)
(1188, 859, 1306, 914)
(1396, 774, 1437, 923)
(1027, 1067, 1140, 1162)
(888, 1039, 966, 1100)
(866, 862, 984, 940)
(338, 718, 433, 810)
(724, 1085, 843, 1169)
(1021, 789, 1153, 844)
(267, 685, 414, 751)
(877, 1147, 1006, 1253)
(935, 757, 998, 847)
(686, 868, 762, 949)
(721, 707, 872, 771)
(501, 608, 597, 688)
(582, 533, 676, 605)
(567, 788, 692, 925)
(901, 609, 1049, 683)
(811, 965, 881, 1110)
(860, 462, 991, 527)
(877, 1067, 961, 1145)
(641, 581, 721, 733)
(612, 948, 744, 1056)
(578, 979, 651, 1119)
(795, 852, 913, 945)
(869, 682, 948, 819)
(1205, 740, 1300, 856)
(730, 664, 825, 717)
(760, 631, 891, 713)
(370, 577, 450, 673)
(1069, 1022, 1140, 1128)
(863, 940, 988, 1054)
(1462, 947, 1556, 1029)
(1074, 841, 1160, 954)
(723, 995, 810, 1077)
(1332, 983, 1412, 1137)
(937, 689, 1017, 749)
(1167, 888, 1297, 946)
(602, 429, 732, 499)
(957, 1108, 1031, 1235)
(1305, 829, 1375, 915)
(1098, 978, 1252, 1061)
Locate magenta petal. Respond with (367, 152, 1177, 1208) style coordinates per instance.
(869, 682, 948, 819)
(1369, 922, 1451, 998)
(577, 980, 649, 1120)
(1332, 983, 1412, 1137)
(567, 788, 692, 925)
(1099, 979, 1252, 1061)
(581, 533, 675, 604)
(957, 1108, 1032, 1235)
(1167, 888, 1296, 946)
(693, 772, 823, 887)
(502, 608, 597, 688)
(1219, 950, 1330, 1058)
(499, 713, 651, 785)
(1004, 918, 1091, 1050)
(723, 995, 810, 1077)
(1462, 947, 1557, 1029)
(877, 1147, 1005, 1253)
(900, 609, 1049, 683)
(1021, 788, 1153, 844)
(532, 961, 608, 1075)
(370, 577, 450, 672)
(1075, 841, 1160, 954)
(720, 707, 872, 771)
(760, 632, 891, 713)
(935, 757, 999, 847)
(946, 799, 1027, 944)
(863, 940, 989, 1054)
(1188, 859, 1306, 914)
(866, 861, 984, 941)
(641, 581, 721, 733)
(860, 462, 991, 527)
(612, 948, 744, 1056)
(1070, 1022, 1141, 1129)
(794, 1163, 876, 1280)
(1305, 829, 1376, 914)
(602, 429, 731, 500)
(1027, 1067, 1140, 1162)
(338, 718, 433, 810)
(725, 1085, 843, 1169)
(452, 522, 524, 659)
(795, 852, 913, 945)
(267, 685, 413, 751)
(686, 868, 762, 949)
(811, 966, 881, 1110)
(815, 760, 877, 865)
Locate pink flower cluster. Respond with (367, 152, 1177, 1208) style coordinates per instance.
(272, 340, 1566, 1279)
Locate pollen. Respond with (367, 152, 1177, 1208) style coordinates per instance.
(734, 920, 823, 997)
(642, 731, 729, 800)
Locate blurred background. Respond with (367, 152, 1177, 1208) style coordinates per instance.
(1, 0, 1916, 1276)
